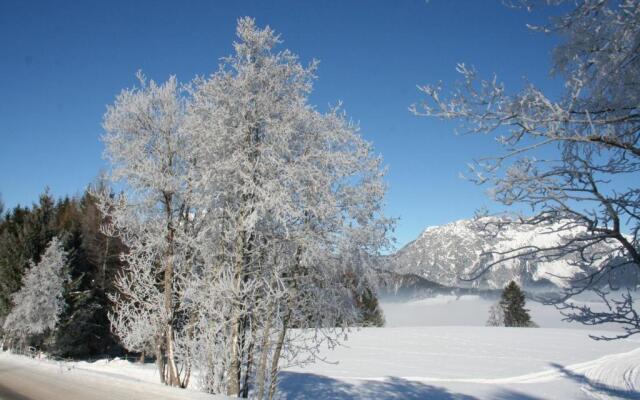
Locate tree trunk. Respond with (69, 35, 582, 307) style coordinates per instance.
(240, 318, 256, 398)
(228, 123, 261, 396)
(165, 324, 180, 386)
(182, 361, 192, 389)
(101, 236, 110, 290)
(227, 228, 247, 396)
(227, 318, 242, 396)
(155, 341, 166, 384)
(163, 247, 180, 387)
(162, 192, 181, 387)
(255, 305, 274, 399)
(267, 310, 290, 400)
(267, 246, 302, 400)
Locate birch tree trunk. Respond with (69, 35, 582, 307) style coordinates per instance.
(163, 193, 181, 387)
(254, 303, 274, 399)
(155, 341, 166, 384)
(226, 225, 247, 396)
(267, 310, 289, 400)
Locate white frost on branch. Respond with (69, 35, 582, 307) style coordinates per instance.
(97, 72, 199, 388)
(98, 17, 393, 398)
(2, 237, 69, 341)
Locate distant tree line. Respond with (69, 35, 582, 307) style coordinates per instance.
(0, 185, 126, 358)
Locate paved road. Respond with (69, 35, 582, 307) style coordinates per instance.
(0, 356, 218, 400)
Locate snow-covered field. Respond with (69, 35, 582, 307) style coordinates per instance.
(279, 296, 640, 399)
(1, 295, 638, 399)
(281, 326, 640, 399)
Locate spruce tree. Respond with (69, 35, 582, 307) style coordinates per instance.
(358, 286, 385, 327)
(499, 281, 533, 327)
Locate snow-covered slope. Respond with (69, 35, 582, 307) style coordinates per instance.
(389, 217, 623, 290)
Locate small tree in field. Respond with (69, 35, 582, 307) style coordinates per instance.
(358, 286, 386, 327)
(499, 281, 533, 327)
(2, 237, 68, 346)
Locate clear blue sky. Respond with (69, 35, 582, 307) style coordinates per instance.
(0, 0, 564, 248)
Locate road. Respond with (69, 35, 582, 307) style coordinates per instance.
(0, 354, 219, 400)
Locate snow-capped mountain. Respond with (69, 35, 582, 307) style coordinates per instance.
(389, 217, 627, 290)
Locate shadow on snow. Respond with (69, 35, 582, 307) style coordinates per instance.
(550, 363, 640, 400)
(276, 372, 543, 400)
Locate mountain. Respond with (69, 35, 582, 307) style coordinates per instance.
(387, 217, 631, 290)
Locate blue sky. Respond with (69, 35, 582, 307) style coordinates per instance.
(0, 0, 564, 247)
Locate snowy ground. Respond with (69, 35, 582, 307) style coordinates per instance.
(279, 296, 640, 399)
(280, 326, 640, 399)
(1, 295, 638, 399)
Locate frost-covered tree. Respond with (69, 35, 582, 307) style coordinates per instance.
(97, 73, 199, 387)
(185, 18, 392, 397)
(486, 301, 505, 327)
(2, 237, 68, 344)
(0, 189, 126, 357)
(99, 18, 391, 397)
(0, 192, 58, 324)
(413, 0, 640, 338)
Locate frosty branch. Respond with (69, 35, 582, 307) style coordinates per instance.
(412, 0, 640, 337)
(99, 17, 392, 398)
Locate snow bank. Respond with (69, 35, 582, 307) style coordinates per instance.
(0, 351, 226, 399)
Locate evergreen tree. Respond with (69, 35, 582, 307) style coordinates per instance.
(358, 287, 385, 327)
(51, 191, 125, 358)
(499, 281, 533, 328)
(344, 271, 385, 327)
(0, 192, 57, 323)
(2, 237, 69, 346)
(0, 187, 126, 357)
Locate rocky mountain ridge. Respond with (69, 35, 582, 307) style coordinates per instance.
(387, 217, 630, 290)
